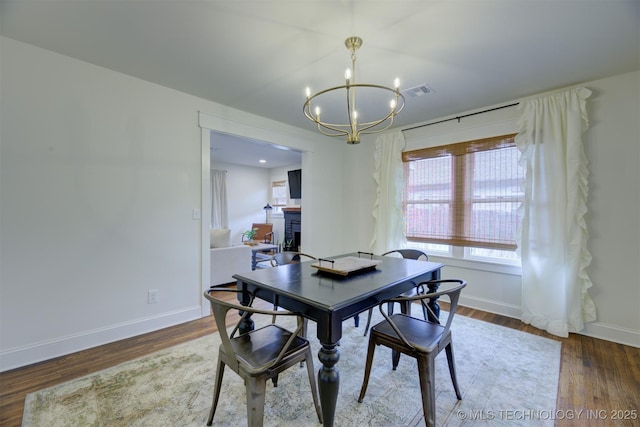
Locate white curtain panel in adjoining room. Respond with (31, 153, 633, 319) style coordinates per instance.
(210, 169, 228, 229)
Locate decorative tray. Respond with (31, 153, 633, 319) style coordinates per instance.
(311, 256, 381, 276)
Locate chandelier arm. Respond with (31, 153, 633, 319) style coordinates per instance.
(304, 84, 405, 128)
(303, 105, 350, 134)
(358, 118, 394, 134)
(303, 106, 349, 134)
(346, 84, 355, 136)
(305, 84, 353, 100)
(359, 119, 395, 135)
(303, 85, 360, 131)
(303, 108, 361, 131)
(315, 124, 349, 137)
(304, 112, 351, 137)
(351, 91, 405, 133)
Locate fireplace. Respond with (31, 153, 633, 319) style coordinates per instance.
(283, 208, 301, 251)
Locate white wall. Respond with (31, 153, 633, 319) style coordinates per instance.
(210, 161, 271, 244)
(345, 71, 640, 347)
(1, 37, 202, 370)
(0, 37, 344, 371)
(581, 71, 640, 344)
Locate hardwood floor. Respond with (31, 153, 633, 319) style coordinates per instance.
(1, 299, 638, 426)
(457, 307, 640, 427)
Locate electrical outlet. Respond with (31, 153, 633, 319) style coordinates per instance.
(148, 289, 159, 304)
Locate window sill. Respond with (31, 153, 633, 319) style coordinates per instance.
(427, 254, 522, 276)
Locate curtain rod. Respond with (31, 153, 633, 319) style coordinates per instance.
(401, 102, 520, 132)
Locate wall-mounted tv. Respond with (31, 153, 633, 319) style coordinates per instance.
(288, 169, 302, 199)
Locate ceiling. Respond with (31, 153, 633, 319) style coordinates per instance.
(1, 0, 638, 166)
(210, 131, 302, 169)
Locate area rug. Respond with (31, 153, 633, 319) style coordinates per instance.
(23, 311, 561, 426)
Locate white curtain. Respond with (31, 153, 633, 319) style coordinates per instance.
(515, 87, 596, 337)
(371, 130, 407, 254)
(210, 169, 228, 229)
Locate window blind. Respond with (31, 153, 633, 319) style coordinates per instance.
(402, 134, 523, 250)
(271, 180, 287, 212)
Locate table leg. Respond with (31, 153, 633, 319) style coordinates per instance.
(317, 343, 340, 426)
(237, 289, 255, 335)
(426, 281, 440, 322)
(251, 252, 257, 270)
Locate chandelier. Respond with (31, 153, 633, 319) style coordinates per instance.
(303, 36, 405, 144)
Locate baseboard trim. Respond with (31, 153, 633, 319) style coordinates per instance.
(4, 298, 637, 373)
(580, 321, 640, 348)
(459, 295, 522, 319)
(0, 306, 202, 372)
(459, 295, 640, 348)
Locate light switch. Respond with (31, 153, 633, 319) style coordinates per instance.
(192, 208, 201, 220)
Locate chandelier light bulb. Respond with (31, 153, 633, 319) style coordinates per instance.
(390, 99, 397, 109)
(345, 68, 352, 82)
(394, 78, 400, 89)
(305, 87, 311, 98)
(314, 106, 321, 118)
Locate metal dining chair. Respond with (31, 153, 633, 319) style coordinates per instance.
(270, 251, 316, 267)
(203, 288, 322, 427)
(269, 252, 316, 337)
(361, 249, 431, 335)
(358, 279, 467, 427)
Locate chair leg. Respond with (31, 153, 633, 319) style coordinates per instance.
(363, 308, 374, 336)
(272, 295, 279, 323)
(389, 301, 414, 369)
(304, 350, 323, 424)
(353, 313, 360, 327)
(299, 318, 309, 367)
(416, 356, 437, 427)
(445, 343, 462, 400)
(392, 349, 401, 370)
(400, 300, 411, 316)
(246, 377, 267, 427)
(420, 300, 428, 321)
(207, 359, 226, 426)
(357, 334, 377, 402)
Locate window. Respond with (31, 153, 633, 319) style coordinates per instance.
(402, 134, 524, 261)
(271, 180, 287, 214)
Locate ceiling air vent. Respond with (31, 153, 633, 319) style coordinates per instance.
(403, 84, 434, 98)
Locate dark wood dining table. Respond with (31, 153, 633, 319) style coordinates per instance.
(233, 252, 444, 427)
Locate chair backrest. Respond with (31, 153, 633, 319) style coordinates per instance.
(203, 288, 305, 371)
(251, 223, 274, 243)
(271, 252, 316, 267)
(381, 279, 467, 352)
(382, 249, 429, 261)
